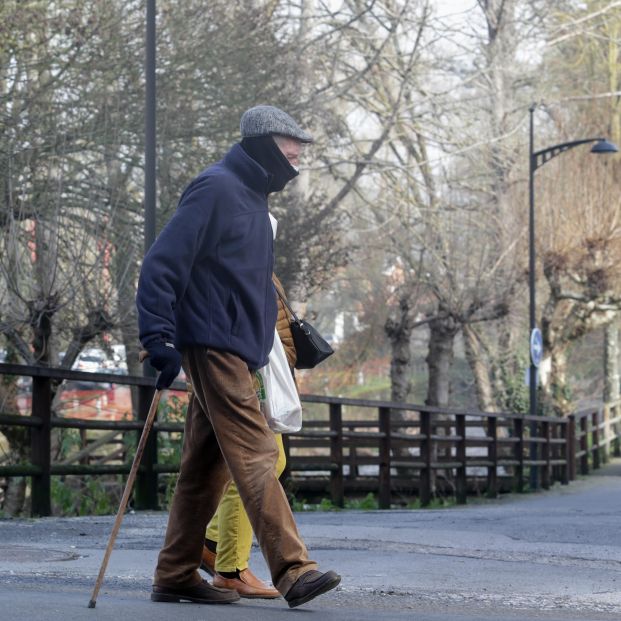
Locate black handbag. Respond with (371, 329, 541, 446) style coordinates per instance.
(276, 290, 334, 369)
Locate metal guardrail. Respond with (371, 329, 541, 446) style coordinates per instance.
(0, 363, 620, 515)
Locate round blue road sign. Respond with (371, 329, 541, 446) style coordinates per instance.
(530, 328, 543, 367)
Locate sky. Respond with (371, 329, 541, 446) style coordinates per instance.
(434, 0, 478, 17)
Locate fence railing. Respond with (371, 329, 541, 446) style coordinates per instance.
(0, 363, 619, 516)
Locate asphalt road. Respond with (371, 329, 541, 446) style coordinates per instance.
(1, 461, 620, 621)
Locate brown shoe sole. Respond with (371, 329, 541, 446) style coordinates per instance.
(213, 573, 281, 599)
(151, 588, 239, 605)
(287, 573, 341, 609)
(239, 591, 281, 600)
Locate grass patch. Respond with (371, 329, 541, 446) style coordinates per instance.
(291, 492, 459, 511)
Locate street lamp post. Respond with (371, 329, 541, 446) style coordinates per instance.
(136, 0, 158, 511)
(145, 0, 156, 255)
(527, 104, 617, 489)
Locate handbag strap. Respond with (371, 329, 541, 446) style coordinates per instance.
(275, 287, 301, 323)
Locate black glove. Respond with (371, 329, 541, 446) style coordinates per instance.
(146, 342, 182, 390)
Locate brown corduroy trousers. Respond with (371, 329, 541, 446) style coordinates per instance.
(153, 347, 317, 595)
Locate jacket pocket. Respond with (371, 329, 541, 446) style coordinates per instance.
(228, 290, 241, 337)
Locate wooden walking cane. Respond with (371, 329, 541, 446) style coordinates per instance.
(88, 351, 161, 608)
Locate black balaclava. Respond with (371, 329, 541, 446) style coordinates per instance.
(241, 135, 299, 194)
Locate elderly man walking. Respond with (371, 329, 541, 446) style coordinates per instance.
(136, 105, 340, 608)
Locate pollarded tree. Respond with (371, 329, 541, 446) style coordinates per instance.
(533, 0, 621, 414)
(0, 0, 314, 515)
(537, 152, 621, 414)
(362, 0, 527, 412)
(0, 1, 147, 371)
(0, 0, 139, 515)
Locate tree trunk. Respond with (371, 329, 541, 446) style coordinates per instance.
(28, 294, 57, 365)
(0, 345, 29, 515)
(3, 478, 26, 517)
(384, 293, 416, 466)
(385, 288, 420, 406)
(425, 315, 459, 498)
(546, 347, 571, 417)
(490, 318, 520, 411)
(387, 320, 413, 406)
(425, 316, 458, 407)
(463, 323, 498, 412)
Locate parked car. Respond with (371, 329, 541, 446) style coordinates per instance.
(104, 344, 128, 374)
(73, 349, 107, 373)
(69, 349, 113, 388)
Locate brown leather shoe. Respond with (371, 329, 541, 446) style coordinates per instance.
(285, 569, 341, 608)
(200, 545, 216, 576)
(213, 568, 281, 599)
(151, 579, 240, 604)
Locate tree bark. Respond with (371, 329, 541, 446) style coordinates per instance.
(424, 314, 459, 497)
(463, 323, 498, 412)
(384, 292, 417, 467)
(0, 345, 29, 515)
(425, 316, 459, 407)
(546, 347, 571, 417)
(386, 300, 414, 406)
(3, 478, 26, 517)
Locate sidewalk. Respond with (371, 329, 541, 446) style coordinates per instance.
(1, 461, 620, 621)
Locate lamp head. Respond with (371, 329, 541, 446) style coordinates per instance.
(591, 139, 618, 154)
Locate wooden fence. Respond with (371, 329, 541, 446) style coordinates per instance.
(0, 363, 620, 516)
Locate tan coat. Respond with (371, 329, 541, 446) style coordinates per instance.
(272, 274, 296, 369)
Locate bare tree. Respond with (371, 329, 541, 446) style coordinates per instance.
(532, 0, 621, 414)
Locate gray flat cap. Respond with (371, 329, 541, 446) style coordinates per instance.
(240, 105, 313, 143)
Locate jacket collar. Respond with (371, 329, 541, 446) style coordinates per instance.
(223, 143, 270, 195)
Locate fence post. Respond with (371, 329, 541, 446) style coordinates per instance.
(486, 416, 498, 499)
(31, 375, 52, 517)
(579, 416, 589, 475)
(79, 428, 89, 465)
(455, 414, 467, 504)
(560, 420, 569, 484)
(602, 405, 610, 464)
(541, 421, 551, 490)
(556, 422, 565, 483)
(134, 384, 158, 510)
(567, 415, 576, 481)
(348, 444, 359, 480)
(592, 410, 601, 470)
(550, 423, 558, 483)
(513, 418, 524, 492)
(529, 418, 540, 491)
(329, 403, 344, 508)
(420, 410, 431, 507)
(378, 407, 391, 509)
(612, 401, 621, 457)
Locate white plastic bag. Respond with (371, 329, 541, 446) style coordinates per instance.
(256, 329, 302, 433)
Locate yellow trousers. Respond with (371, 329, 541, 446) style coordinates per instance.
(206, 433, 287, 573)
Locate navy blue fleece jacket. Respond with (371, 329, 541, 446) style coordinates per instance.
(136, 143, 277, 370)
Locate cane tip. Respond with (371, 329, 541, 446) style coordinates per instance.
(88, 600, 97, 608)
